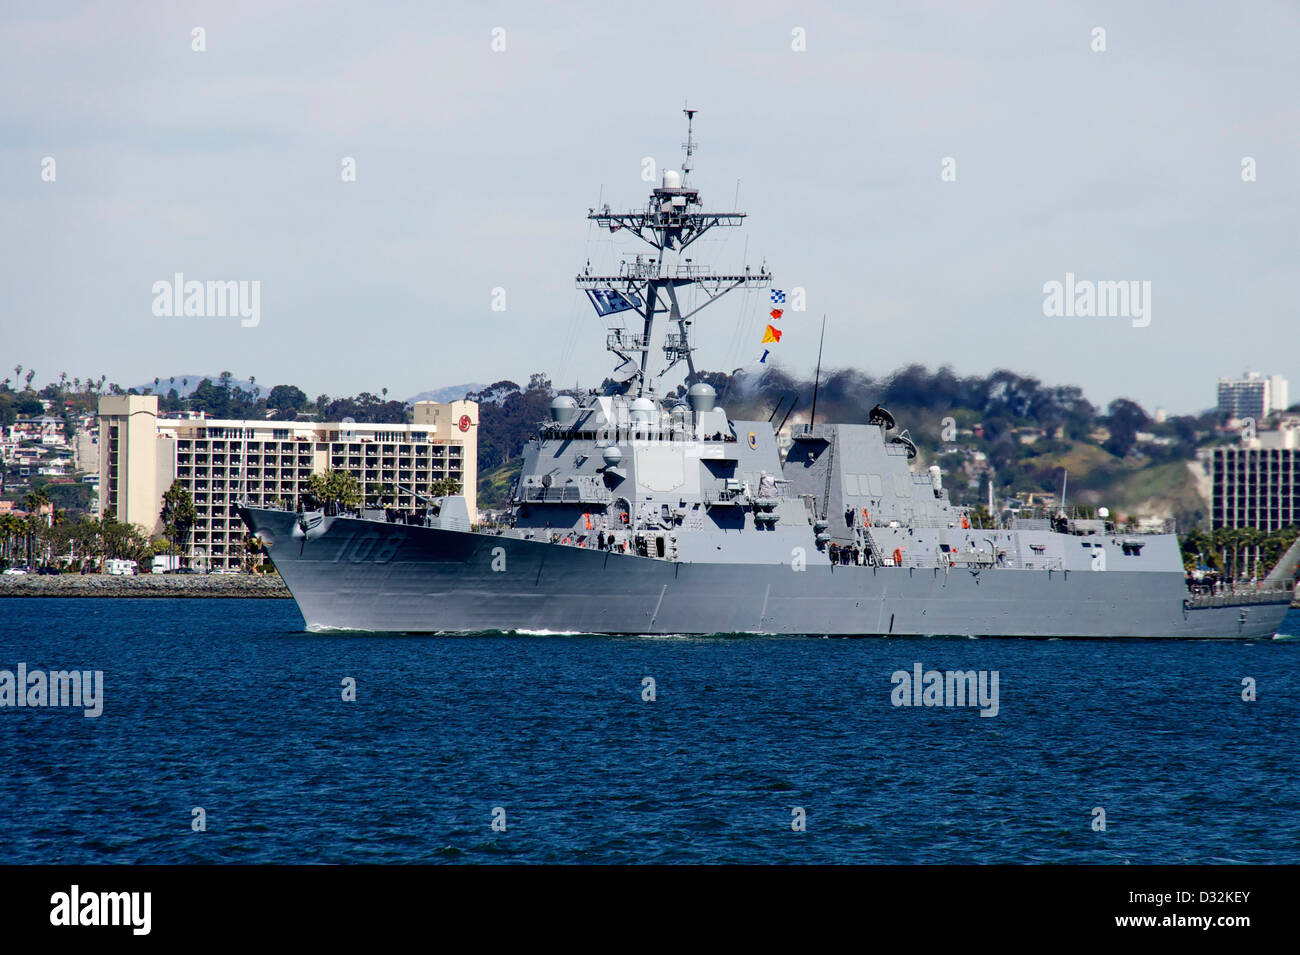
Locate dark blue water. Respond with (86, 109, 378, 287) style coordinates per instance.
(1, 598, 1297, 864)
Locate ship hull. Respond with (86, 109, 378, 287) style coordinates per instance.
(242, 508, 1292, 639)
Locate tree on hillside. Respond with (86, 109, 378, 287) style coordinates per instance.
(267, 384, 309, 419)
(13, 392, 42, 416)
(1105, 398, 1149, 458)
(467, 375, 554, 472)
(319, 392, 408, 424)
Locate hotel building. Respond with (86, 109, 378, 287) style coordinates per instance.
(99, 395, 478, 570)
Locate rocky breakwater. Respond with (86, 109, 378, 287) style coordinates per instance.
(0, 573, 291, 598)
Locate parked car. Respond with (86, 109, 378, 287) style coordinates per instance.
(2, 567, 29, 576)
(36, 566, 60, 575)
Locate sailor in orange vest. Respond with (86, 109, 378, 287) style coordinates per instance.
(893, 548, 903, 565)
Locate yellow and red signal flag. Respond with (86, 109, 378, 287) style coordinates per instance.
(758, 290, 787, 362)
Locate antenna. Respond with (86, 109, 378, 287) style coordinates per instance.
(579, 110, 768, 399)
(769, 392, 797, 425)
(682, 105, 697, 181)
(809, 314, 827, 430)
(775, 399, 797, 435)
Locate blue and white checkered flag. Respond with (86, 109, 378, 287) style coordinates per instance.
(770, 289, 786, 305)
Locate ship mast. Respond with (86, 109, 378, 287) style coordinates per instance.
(577, 109, 771, 398)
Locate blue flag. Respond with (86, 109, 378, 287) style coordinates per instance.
(586, 289, 644, 316)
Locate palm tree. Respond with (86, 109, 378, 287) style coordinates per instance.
(382, 483, 396, 508)
(1239, 527, 1264, 579)
(242, 534, 263, 573)
(308, 469, 362, 515)
(23, 488, 51, 566)
(160, 480, 197, 566)
(1211, 528, 1231, 580)
(1228, 528, 1248, 581)
(0, 513, 24, 566)
(431, 477, 462, 497)
(24, 488, 51, 522)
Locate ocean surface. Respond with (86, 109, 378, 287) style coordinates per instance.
(1, 598, 1297, 864)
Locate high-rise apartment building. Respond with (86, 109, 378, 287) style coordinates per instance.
(1210, 446, 1300, 531)
(1217, 371, 1290, 419)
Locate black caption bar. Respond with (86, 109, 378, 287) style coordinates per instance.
(0, 864, 1289, 942)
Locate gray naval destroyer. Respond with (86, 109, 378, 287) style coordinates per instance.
(239, 112, 1297, 638)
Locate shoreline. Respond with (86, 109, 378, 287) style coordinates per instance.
(1, 572, 1295, 608)
(0, 574, 291, 598)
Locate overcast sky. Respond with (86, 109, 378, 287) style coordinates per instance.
(2, 0, 1297, 414)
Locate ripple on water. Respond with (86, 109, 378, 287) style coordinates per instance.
(0, 598, 1297, 863)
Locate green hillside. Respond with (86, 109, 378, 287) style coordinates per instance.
(477, 459, 522, 512)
